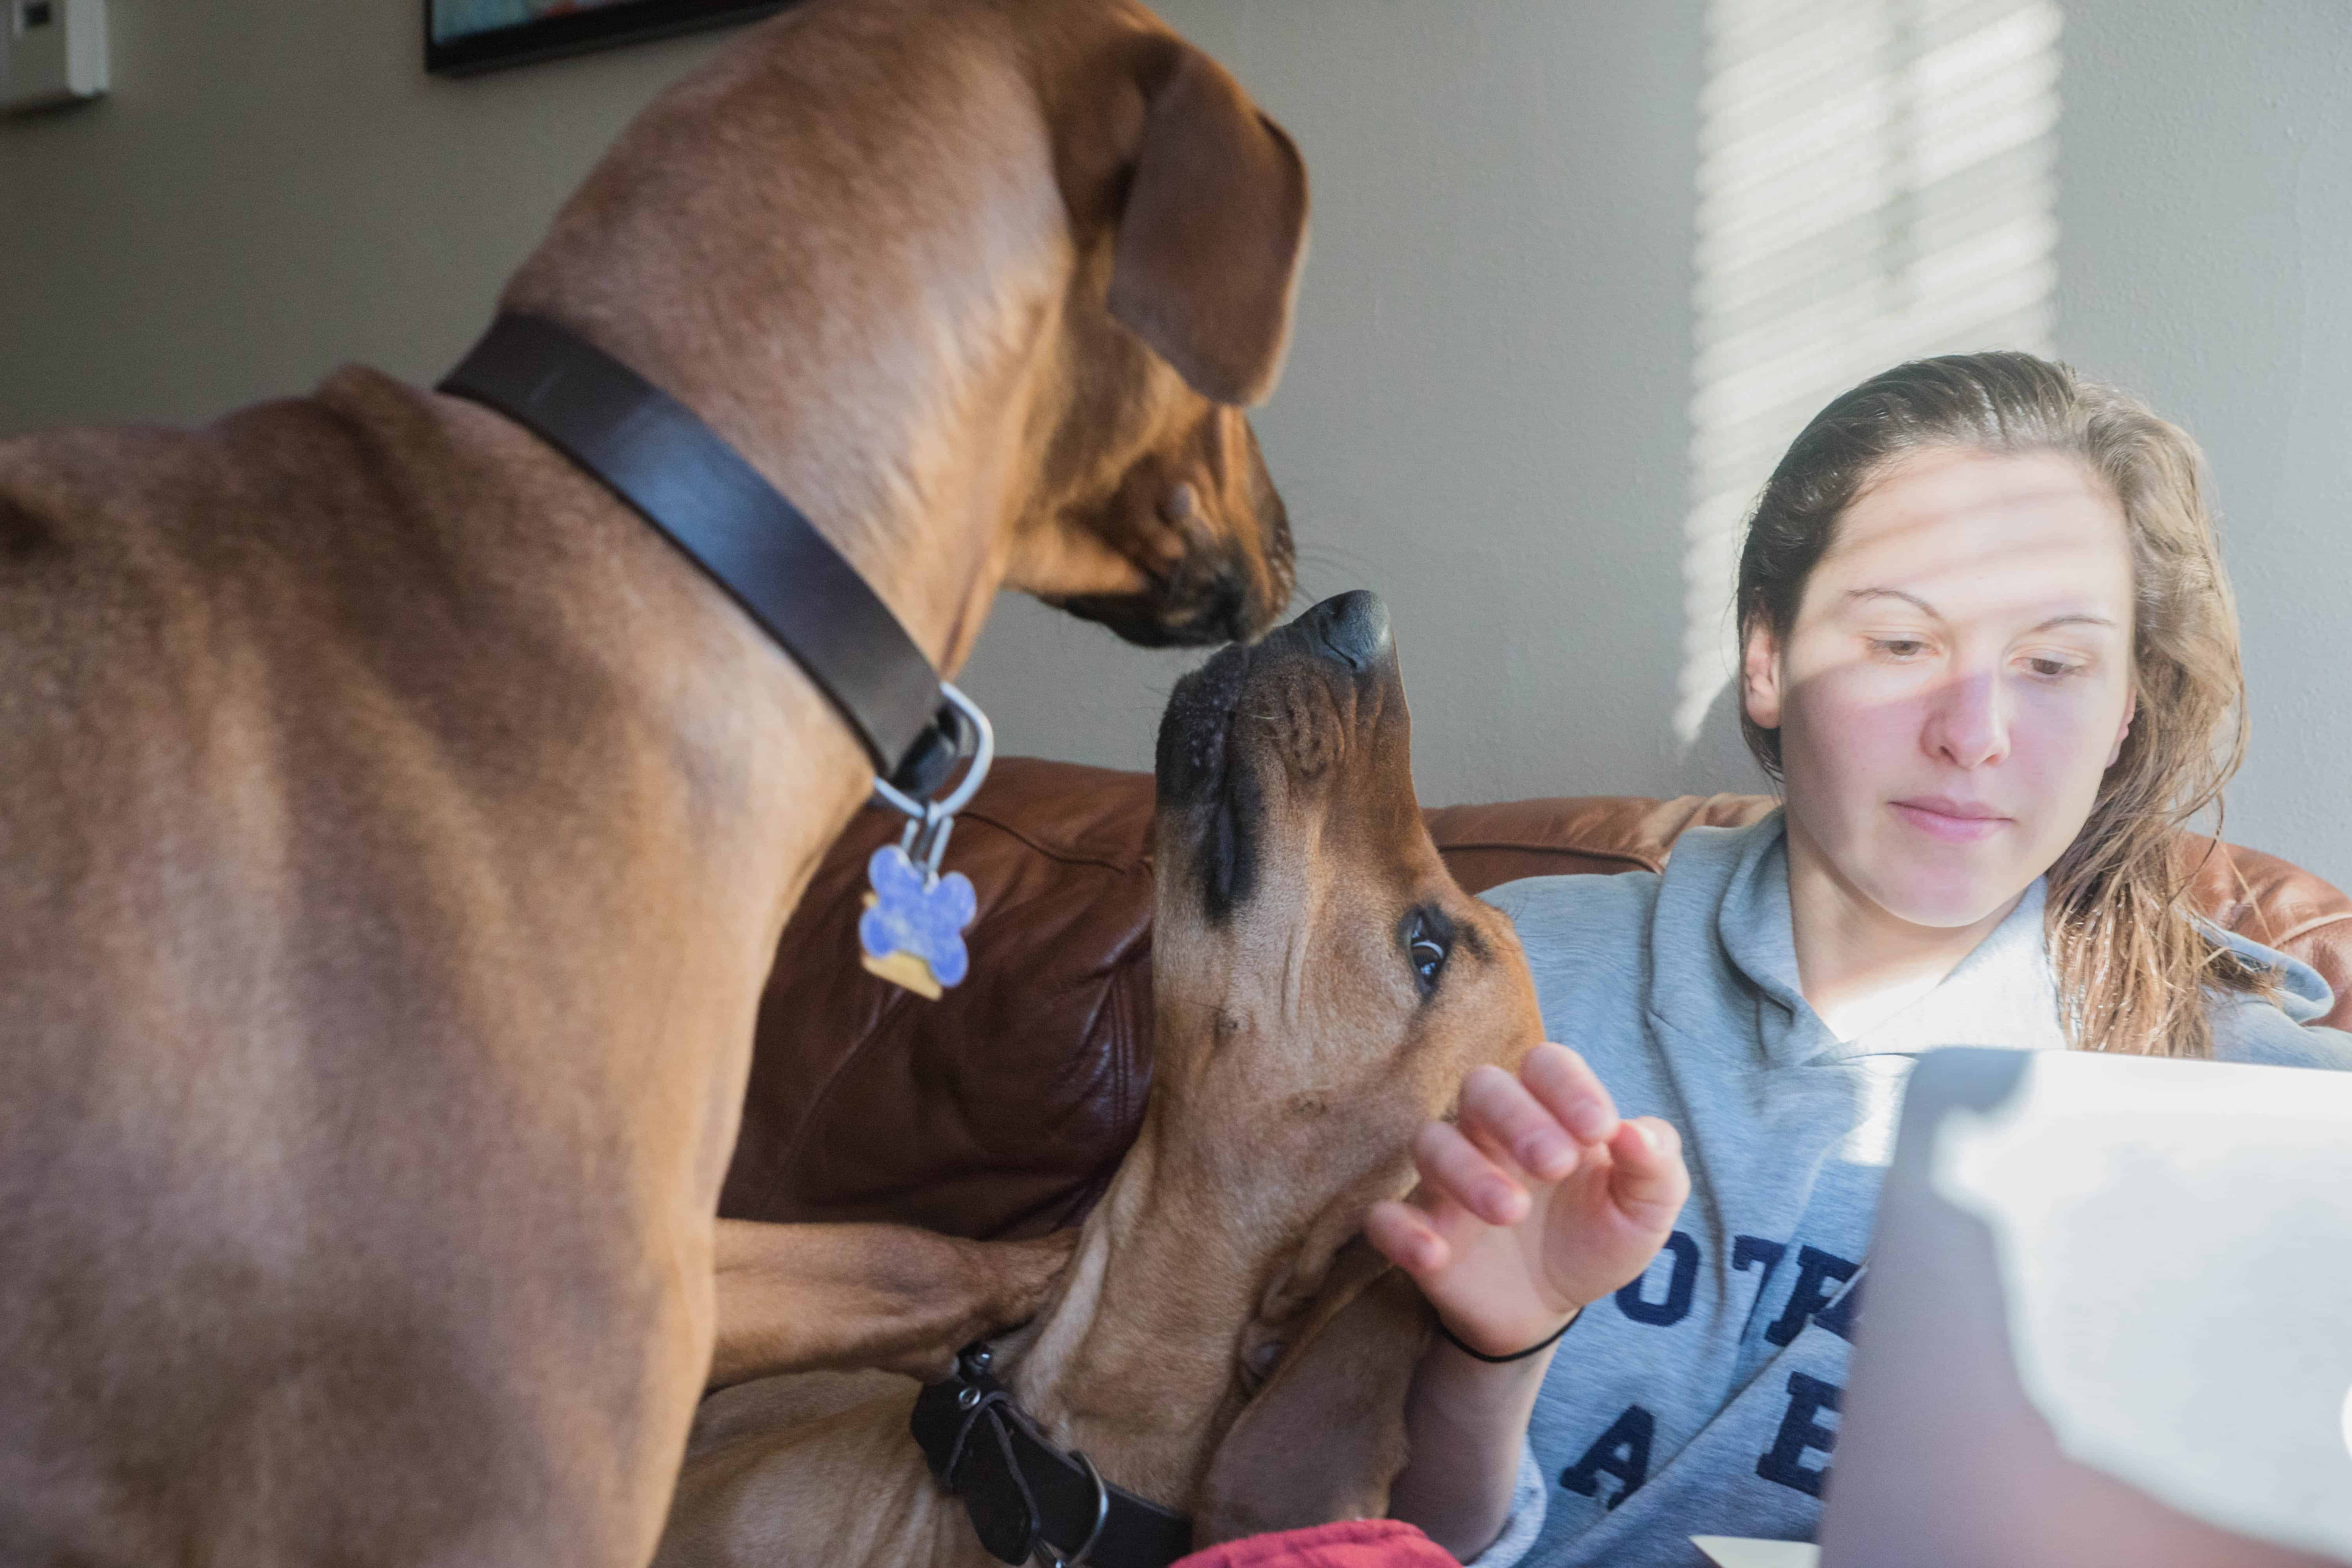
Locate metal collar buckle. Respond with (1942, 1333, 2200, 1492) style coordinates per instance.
(913, 1343, 1194, 1568)
(870, 682, 995, 878)
(940, 1346, 1109, 1568)
(1034, 1450, 1110, 1568)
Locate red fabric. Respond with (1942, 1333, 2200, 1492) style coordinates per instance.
(1172, 1519, 1462, 1568)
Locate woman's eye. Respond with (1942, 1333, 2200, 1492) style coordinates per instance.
(1870, 637, 1928, 659)
(2026, 655, 2082, 679)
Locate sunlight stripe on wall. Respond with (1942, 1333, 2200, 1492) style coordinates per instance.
(1675, 0, 2061, 753)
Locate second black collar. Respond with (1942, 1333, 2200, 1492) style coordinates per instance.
(911, 1344, 1193, 1568)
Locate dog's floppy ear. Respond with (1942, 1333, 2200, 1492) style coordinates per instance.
(1193, 1235, 1435, 1546)
(1109, 43, 1309, 408)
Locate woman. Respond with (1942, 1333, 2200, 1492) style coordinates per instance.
(1365, 352, 2352, 1567)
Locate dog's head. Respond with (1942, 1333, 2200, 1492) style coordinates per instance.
(1151, 592, 1544, 1532)
(1006, 0, 1306, 646)
(1152, 591, 1541, 1201)
(507, 0, 1303, 652)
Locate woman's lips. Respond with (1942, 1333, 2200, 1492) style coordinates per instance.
(1891, 799, 2011, 844)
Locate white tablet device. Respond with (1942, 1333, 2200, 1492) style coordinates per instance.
(1813, 1046, 2352, 1568)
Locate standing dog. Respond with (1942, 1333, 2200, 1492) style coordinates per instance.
(655, 591, 1548, 1566)
(0, 2, 1302, 1562)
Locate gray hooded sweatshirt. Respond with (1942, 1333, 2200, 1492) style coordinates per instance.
(1460, 810, 2352, 1568)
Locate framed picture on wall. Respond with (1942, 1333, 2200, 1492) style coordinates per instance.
(426, 0, 798, 77)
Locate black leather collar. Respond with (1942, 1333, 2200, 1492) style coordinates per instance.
(912, 1344, 1193, 1568)
(439, 312, 965, 795)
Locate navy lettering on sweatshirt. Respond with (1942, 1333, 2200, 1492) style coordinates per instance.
(1762, 1246, 1860, 1346)
(1559, 1404, 1655, 1510)
(1755, 1372, 1842, 1496)
(1613, 1231, 1700, 1327)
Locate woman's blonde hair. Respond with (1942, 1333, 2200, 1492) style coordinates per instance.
(1735, 351, 2267, 1058)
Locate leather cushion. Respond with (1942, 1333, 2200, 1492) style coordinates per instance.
(722, 758, 2352, 1240)
(722, 759, 1157, 1240)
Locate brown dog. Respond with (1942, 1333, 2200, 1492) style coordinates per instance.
(0, 2, 1302, 1562)
(655, 590, 1548, 1565)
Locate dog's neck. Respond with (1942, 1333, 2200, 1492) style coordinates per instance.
(501, 25, 1072, 687)
(1004, 1095, 1316, 1511)
(469, 30, 1081, 1009)
(405, 28, 1089, 1330)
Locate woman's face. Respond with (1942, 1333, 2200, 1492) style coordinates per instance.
(1743, 446, 2138, 931)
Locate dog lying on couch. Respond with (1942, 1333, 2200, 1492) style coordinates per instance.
(656, 590, 1549, 1564)
(0, 1, 1305, 1561)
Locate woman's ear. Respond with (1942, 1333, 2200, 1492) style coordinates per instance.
(1741, 618, 1785, 731)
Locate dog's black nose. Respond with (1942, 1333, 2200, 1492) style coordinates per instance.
(1305, 590, 1391, 671)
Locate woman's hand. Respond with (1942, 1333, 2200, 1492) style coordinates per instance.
(1366, 1042, 1690, 1356)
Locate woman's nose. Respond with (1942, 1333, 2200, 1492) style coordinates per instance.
(1922, 668, 2011, 769)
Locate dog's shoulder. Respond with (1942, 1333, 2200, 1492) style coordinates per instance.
(0, 368, 441, 573)
(0, 363, 558, 761)
(0, 416, 216, 563)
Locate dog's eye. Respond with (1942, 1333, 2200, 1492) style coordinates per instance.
(1405, 909, 1451, 998)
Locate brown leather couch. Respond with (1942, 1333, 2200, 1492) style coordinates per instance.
(721, 757, 2352, 1241)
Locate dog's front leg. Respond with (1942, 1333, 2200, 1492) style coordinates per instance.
(708, 1220, 1076, 1388)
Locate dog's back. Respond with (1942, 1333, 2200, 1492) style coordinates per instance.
(0, 374, 775, 1562)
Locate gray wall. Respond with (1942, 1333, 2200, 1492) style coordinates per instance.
(4, 2, 2348, 882)
(0, 0, 726, 426)
(2050, 2, 2352, 879)
(958, 0, 1715, 808)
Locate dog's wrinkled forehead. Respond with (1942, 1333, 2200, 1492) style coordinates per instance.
(1143, 588, 1543, 1166)
(1154, 591, 1399, 924)
(1155, 639, 1262, 921)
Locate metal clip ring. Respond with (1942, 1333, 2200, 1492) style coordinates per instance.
(1032, 1450, 1109, 1568)
(870, 682, 996, 880)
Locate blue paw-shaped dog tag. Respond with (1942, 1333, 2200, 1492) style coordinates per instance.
(859, 843, 976, 999)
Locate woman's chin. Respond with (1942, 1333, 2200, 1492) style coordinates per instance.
(1867, 858, 2031, 933)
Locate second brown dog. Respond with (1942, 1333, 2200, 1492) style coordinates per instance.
(659, 591, 1547, 1565)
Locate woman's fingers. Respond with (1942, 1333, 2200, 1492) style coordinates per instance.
(1412, 1118, 1529, 1227)
(1519, 1042, 1621, 1147)
(1604, 1116, 1690, 1230)
(1365, 1197, 1450, 1277)
(1457, 1063, 1581, 1183)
